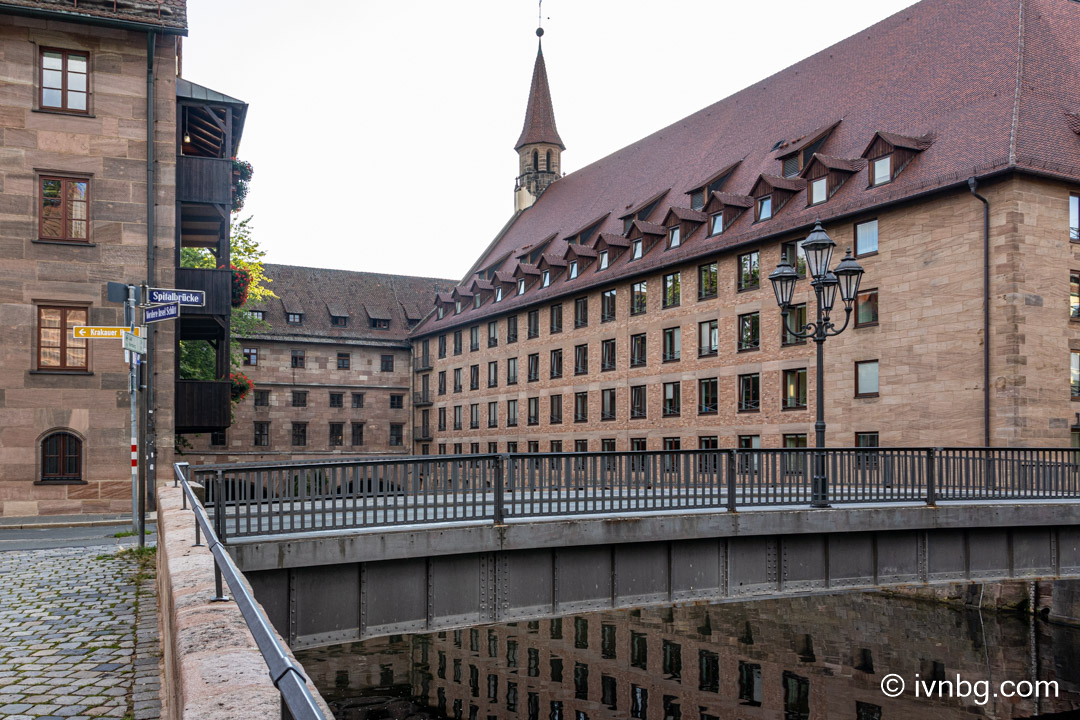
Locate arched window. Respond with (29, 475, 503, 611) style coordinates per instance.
(532, 150, 539, 172)
(41, 431, 81, 483)
(546, 150, 552, 171)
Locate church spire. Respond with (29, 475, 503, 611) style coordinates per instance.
(514, 27, 565, 212)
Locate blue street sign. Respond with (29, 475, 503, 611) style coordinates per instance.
(146, 287, 205, 307)
(144, 302, 180, 323)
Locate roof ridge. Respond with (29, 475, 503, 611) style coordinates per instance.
(1009, 0, 1025, 166)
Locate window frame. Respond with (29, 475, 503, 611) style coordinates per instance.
(738, 373, 760, 413)
(662, 381, 681, 417)
(808, 176, 828, 206)
(39, 48, 90, 115)
(737, 312, 760, 352)
(698, 261, 718, 299)
(253, 422, 269, 447)
(698, 319, 718, 357)
(782, 368, 808, 410)
(631, 281, 648, 316)
(782, 303, 807, 346)
(601, 338, 616, 371)
(630, 385, 647, 419)
(662, 326, 681, 362)
(36, 305, 89, 372)
(38, 175, 90, 243)
(662, 272, 681, 308)
(550, 303, 563, 334)
(855, 219, 879, 257)
(698, 377, 718, 415)
(629, 333, 647, 368)
(756, 195, 772, 221)
(855, 360, 880, 398)
(39, 430, 83, 484)
(601, 288, 616, 322)
(574, 297, 588, 328)
(855, 288, 879, 327)
(336, 352, 350, 369)
(870, 154, 893, 186)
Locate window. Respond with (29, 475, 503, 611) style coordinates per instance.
(542, 269, 551, 287)
(601, 289, 616, 322)
(601, 338, 616, 371)
(518, 278, 526, 295)
(601, 388, 616, 420)
(291, 423, 307, 446)
(527, 353, 539, 382)
(438, 335, 447, 358)
(871, 155, 892, 186)
(453, 405, 463, 430)
(1072, 195, 1080, 242)
(329, 392, 343, 408)
(631, 238, 643, 260)
(495, 286, 504, 302)
(351, 422, 364, 446)
(574, 344, 588, 375)
(809, 176, 827, 205)
(574, 392, 588, 422)
(507, 399, 518, 427)
(698, 320, 718, 357)
(550, 395, 562, 424)
(699, 378, 718, 415)
(738, 251, 760, 291)
(473, 294, 481, 308)
(380, 354, 394, 372)
(783, 672, 810, 720)
(254, 389, 269, 407)
(253, 422, 269, 447)
(550, 348, 563, 378)
(470, 326, 479, 351)
(662, 326, 680, 362)
(290, 349, 305, 368)
(630, 333, 647, 367)
(290, 391, 307, 408)
(455, 299, 462, 315)
(738, 662, 762, 706)
(507, 316, 518, 343)
(783, 303, 807, 346)
(390, 394, 404, 409)
(783, 369, 808, 409)
(855, 219, 879, 256)
(1073, 273, 1080, 319)
(574, 297, 588, 328)
(389, 424, 403, 446)
(438, 370, 447, 395)
(856, 432, 879, 447)
(663, 382, 680, 417)
(470, 364, 480, 390)
(856, 360, 880, 397)
(507, 357, 518, 384)
(738, 312, 760, 351)
(856, 288, 879, 326)
(488, 401, 498, 428)
(488, 320, 498, 347)
(550, 440, 562, 452)
(700, 436, 718, 449)
(598, 250, 609, 269)
(239, 347, 255, 368)
(527, 397, 539, 426)
(438, 407, 446, 431)
(630, 385, 647, 419)
(37, 306, 87, 370)
(39, 176, 89, 242)
(738, 374, 760, 412)
(550, 304, 563, 333)
(40, 49, 88, 113)
(709, 212, 723, 236)
(454, 330, 462, 355)
(668, 226, 681, 248)
(630, 632, 648, 669)
(471, 403, 480, 429)
(526, 441, 538, 454)
(568, 260, 579, 279)
(856, 702, 882, 720)
(453, 368, 462, 392)
(663, 272, 680, 308)
(247, 310, 264, 321)
(781, 241, 806, 277)
(329, 423, 344, 447)
(40, 431, 81, 483)
(351, 392, 364, 408)
(698, 262, 718, 299)
(631, 281, 647, 315)
(756, 195, 772, 221)
(286, 313, 303, 325)
(527, 309, 540, 338)
(366, 318, 385, 329)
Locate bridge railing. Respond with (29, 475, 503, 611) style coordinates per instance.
(186, 447, 1080, 539)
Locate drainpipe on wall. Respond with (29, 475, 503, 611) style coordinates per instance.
(145, 31, 157, 512)
(968, 177, 991, 447)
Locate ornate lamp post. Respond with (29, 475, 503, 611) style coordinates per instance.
(768, 221, 865, 508)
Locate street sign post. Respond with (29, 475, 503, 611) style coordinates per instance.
(144, 302, 180, 324)
(73, 326, 143, 339)
(145, 287, 205, 307)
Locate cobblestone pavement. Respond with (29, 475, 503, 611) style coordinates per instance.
(0, 544, 161, 720)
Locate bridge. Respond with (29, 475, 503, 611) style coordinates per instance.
(177, 447, 1080, 650)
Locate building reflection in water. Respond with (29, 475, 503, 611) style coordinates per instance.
(297, 590, 1080, 720)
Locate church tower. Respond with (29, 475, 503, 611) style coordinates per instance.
(514, 27, 565, 213)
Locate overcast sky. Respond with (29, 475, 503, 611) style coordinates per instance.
(182, 0, 918, 282)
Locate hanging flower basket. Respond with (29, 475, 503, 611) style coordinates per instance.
(232, 159, 253, 212)
(230, 371, 254, 402)
(229, 264, 252, 307)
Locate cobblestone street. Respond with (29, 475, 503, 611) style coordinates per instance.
(0, 545, 162, 720)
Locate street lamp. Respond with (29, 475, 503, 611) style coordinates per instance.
(768, 221, 864, 508)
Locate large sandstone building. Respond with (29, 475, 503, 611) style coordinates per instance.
(410, 0, 1080, 455)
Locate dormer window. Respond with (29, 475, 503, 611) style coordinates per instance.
(496, 287, 504, 302)
(871, 155, 892, 186)
(710, 212, 723, 236)
(370, 318, 389, 330)
(455, 300, 462, 314)
(623, 217, 634, 233)
(474, 294, 481, 308)
(542, 270, 551, 287)
(690, 190, 705, 210)
(631, 239, 643, 260)
(437, 306, 445, 319)
(810, 177, 828, 205)
(668, 226, 681, 249)
(598, 250, 609, 269)
(756, 196, 772, 221)
(518, 279, 526, 295)
(568, 260, 579, 279)
(782, 156, 800, 178)
(286, 313, 303, 325)
(248, 310, 264, 321)
(331, 315, 348, 327)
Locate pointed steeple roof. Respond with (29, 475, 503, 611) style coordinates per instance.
(515, 30, 565, 151)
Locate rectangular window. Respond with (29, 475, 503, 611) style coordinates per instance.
(738, 373, 760, 412)
(253, 422, 269, 447)
(550, 439, 562, 452)
(438, 335, 446, 358)
(783, 303, 807, 346)
(470, 326, 479, 351)
(699, 436, 718, 449)
(351, 422, 364, 446)
(549, 395, 562, 424)
(630, 385, 647, 419)
(738, 662, 762, 705)
(856, 360, 880, 397)
(39, 176, 89, 242)
(601, 388, 616, 420)
(710, 212, 723, 236)
(37, 306, 88, 370)
(631, 281, 648, 315)
(286, 313, 302, 325)
(329, 392, 343, 408)
(783, 368, 808, 409)
(663, 381, 680, 417)
(631, 437, 647, 451)
(662, 326, 680, 362)
(336, 352, 350, 369)
(738, 251, 760, 291)
(699, 377, 718, 415)
(209, 430, 226, 447)
(352, 392, 364, 408)
(469, 364, 479, 390)
(739, 434, 761, 450)
(527, 310, 540, 339)
(390, 394, 404, 409)
(598, 249, 609, 269)
(781, 241, 806, 277)
(507, 399, 518, 427)
(1072, 195, 1080, 242)
(506, 358, 518, 385)
(291, 391, 307, 407)
(574, 297, 588, 328)
(662, 272, 681, 308)
(855, 219, 879, 256)
(488, 401, 498, 428)
(601, 338, 616, 371)
(254, 389, 269, 407)
(738, 312, 760, 351)
(335, 315, 351, 327)
(542, 269, 551, 287)
(488, 361, 498, 387)
(550, 348, 563, 378)
(453, 368, 462, 392)
(871, 155, 892, 186)
(856, 288, 879, 326)
(630, 333, 647, 367)
(601, 289, 616, 322)
(668, 226, 681, 248)
(454, 330, 462, 355)
(574, 344, 588, 375)
(488, 320, 498, 347)
(1073, 273, 1080, 319)
(698, 261, 718, 299)
(569, 260, 579, 279)
(518, 278, 526, 295)
(507, 316, 518, 343)
(632, 238, 643, 260)
(290, 349, 305, 369)
(453, 405, 463, 430)
(856, 432, 879, 447)
(698, 319, 718, 357)
(40, 49, 88, 113)
(756, 195, 772, 221)
(329, 423, 344, 447)
(528, 353, 539, 382)
(574, 392, 588, 423)
(380, 354, 394, 372)
(471, 403, 480, 429)
(291, 423, 307, 446)
(389, 424, 403, 447)
(810, 176, 827, 205)
(438, 407, 446, 431)
(550, 304, 563, 333)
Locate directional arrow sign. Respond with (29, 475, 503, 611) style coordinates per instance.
(73, 326, 143, 339)
(144, 302, 180, 324)
(146, 287, 205, 307)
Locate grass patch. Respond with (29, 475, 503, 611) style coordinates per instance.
(112, 529, 153, 538)
(117, 544, 157, 562)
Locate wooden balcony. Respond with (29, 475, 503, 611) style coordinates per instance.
(175, 380, 231, 433)
(175, 268, 231, 317)
(177, 156, 232, 205)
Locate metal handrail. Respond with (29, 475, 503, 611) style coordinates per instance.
(172, 462, 328, 720)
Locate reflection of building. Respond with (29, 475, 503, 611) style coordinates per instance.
(299, 594, 1080, 720)
(412, 0, 1080, 455)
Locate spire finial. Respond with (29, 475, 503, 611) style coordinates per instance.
(537, 0, 545, 40)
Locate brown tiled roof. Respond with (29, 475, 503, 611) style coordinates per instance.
(664, 207, 709, 224)
(0, 0, 187, 31)
(683, 161, 742, 194)
(596, 233, 631, 248)
(753, 174, 807, 195)
(706, 192, 754, 209)
(866, 131, 935, 154)
(245, 264, 454, 344)
(515, 41, 564, 151)
(628, 220, 667, 237)
(566, 244, 597, 259)
(514, 263, 542, 277)
(801, 154, 864, 176)
(541, 252, 568, 267)
(773, 120, 842, 157)
(416, 0, 1080, 336)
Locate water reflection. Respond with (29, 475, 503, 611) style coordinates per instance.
(297, 589, 1080, 719)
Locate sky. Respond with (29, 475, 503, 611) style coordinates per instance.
(182, 0, 919, 283)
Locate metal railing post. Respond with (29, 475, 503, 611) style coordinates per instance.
(926, 448, 937, 506)
(211, 471, 230, 603)
(494, 454, 509, 524)
(726, 450, 738, 512)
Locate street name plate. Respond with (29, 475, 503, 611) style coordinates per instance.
(147, 287, 205, 306)
(123, 330, 146, 355)
(73, 326, 143, 339)
(144, 302, 180, 323)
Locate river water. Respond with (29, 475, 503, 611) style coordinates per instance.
(296, 587, 1080, 719)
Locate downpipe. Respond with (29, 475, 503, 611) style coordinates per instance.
(968, 178, 991, 447)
